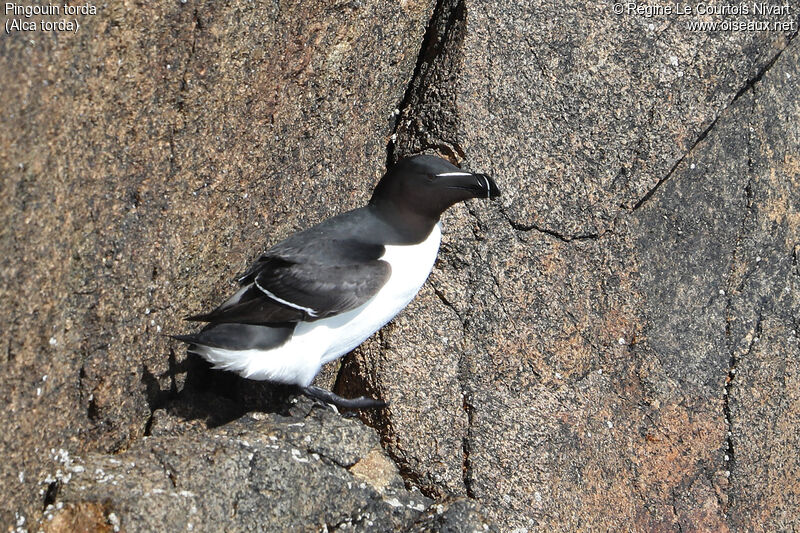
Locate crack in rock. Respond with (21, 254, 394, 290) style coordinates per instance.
(717, 66, 774, 506)
(671, 487, 684, 533)
(430, 283, 466, 326)
(429, 277, 476, 499)
(501, 207, 602, 243)
(387, 0, 467, 165)
(460, 392, 476, 499)
(631, 30, 798, 213)
(723, 313, 762, 480)
(168, 7, 202, 175)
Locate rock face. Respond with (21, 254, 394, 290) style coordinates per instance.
(1, 0, 798, 531)
(33, 402, 492, 532)
(343, 1, 799, 531)
(0, 0, 452, 528)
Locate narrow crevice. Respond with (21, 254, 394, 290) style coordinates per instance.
(501, 206, 601, 242)
(730, 27, 798, 105)
(631, 112, 721, 211)
(721, 352, 735, 473)
(671, 487, 684, 533)
(386, 0, 466, 165)
(631, 32, 797, 212)
(5, 318, 17, 362)
(717, 179, 762, 532)
(429, 276, 479, 500)
(78, 356, 100, 424)
(719, 78, 766, 509)
(722, 313, 762, 476)
(430, 283, 465, 325)
(461, 393, 476, 499)
(78, 364, 90, 418)
(42, 480, 60, 511)
(429, 273, 480, 500)
(452, 300, 476, 500)
(386, 0, 450, 166)
(168, 124, 177, 176)
(143, 411, 157, 437)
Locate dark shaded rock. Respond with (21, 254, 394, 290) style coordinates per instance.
(718, 40, 800, 531)
(31, 403, 451, 531)
(408, 497, 495, 532)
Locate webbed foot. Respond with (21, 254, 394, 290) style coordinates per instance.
(300, 385, 387, 409)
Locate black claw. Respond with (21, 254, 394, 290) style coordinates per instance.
(300, 386, 387, 409)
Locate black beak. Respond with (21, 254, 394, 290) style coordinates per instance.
(437, 171, 501, 201)
(474, 173, 501, 200)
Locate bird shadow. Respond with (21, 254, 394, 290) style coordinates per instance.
(142, 349, 296, 431)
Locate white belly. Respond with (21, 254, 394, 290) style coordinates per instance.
(197, 223, 442, 386)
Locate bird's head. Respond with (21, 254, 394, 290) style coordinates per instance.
(370, 155, 500, 220)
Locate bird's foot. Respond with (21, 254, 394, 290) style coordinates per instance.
(300, 386, 387, 409)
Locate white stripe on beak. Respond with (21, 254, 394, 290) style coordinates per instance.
(435, 171, 473, 177)
(481, 175, 491, 199)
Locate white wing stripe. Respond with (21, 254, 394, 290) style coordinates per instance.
(436, 171, 473, 177)
(254, 278, 319, 318)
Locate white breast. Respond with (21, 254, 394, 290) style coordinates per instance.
(199, 223, 443, 386)
(310, 221, 443, 365)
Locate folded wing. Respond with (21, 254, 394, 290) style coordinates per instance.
(187, 238, 391, 326)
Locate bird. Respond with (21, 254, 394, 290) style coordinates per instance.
(173, 154, 500, 408)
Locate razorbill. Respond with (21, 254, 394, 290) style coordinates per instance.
(173, 154, 500, 408)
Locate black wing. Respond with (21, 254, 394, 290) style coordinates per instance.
(172, 322, 294, 351)
(187, 238, 391, 326)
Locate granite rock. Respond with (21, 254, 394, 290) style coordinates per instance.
(343, 1, 799, 530)
(2, 0, 798, 531)
(32, 402, 485, 532)
(0, 0, 439, 527)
